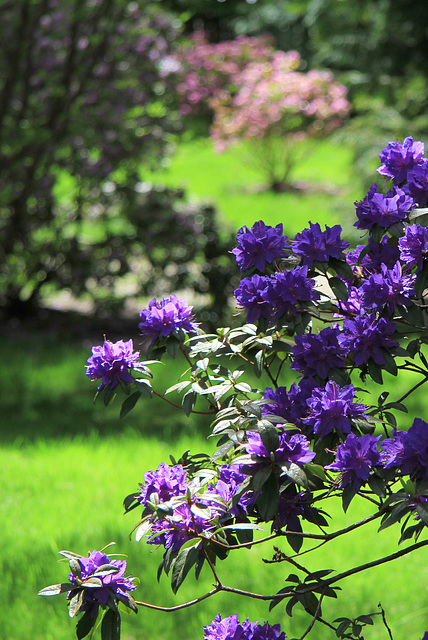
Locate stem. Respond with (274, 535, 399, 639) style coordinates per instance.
(135, 587, 220, 612)
(299, 592, 325, 640)
(152, 389, 214, 415)
(378, 603, 394, 640)
(395, 374, 428, 405)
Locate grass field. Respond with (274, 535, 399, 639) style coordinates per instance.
(2, 137, 428, 640)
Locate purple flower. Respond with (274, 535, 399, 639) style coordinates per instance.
(262, 267, 320, 320)
(325, 433, 382, 489)
(291, 221, 349, 267)
(290, 326, 348, 380)
(354, 185, 414, 231)
(380, 430, 407, 469)
(204, 614, 258, 640)
(377, 136, 425, 184)
(137, 463, 188, 506)
(210, 464, 256, 515)
(398, 223, 428, 272)
(138, 294, 198, 343)
(346, 238, 400, 273)
(231, 220, 288, 272)
(68, 549, 136, 617)
(240, 428, 315, 475)
(340, 314, 398, 366)
(85, 338, 146, 391)
(303, 381, 368, 439)
(359, 261, 415, 315)
(234, 274, 272, 323)
(204, 614, 286, 640)
(262, 379, 317, 429)
(404, 158, 428, 207)
(273, 489, 319, 533)
(401, 418, 428, 480)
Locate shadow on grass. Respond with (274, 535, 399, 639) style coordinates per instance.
(1, 325, 211, 445)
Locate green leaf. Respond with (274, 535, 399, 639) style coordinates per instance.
(101, 608, 121, 640)
(328, 276, 349, 301)
(171, 545, 200, 594)
(182, 390, 197, 416)
(282, 462, 309, 490)
(329, 257, 354, 279)
(69, 558, 82, 579)
(342, 483, 357, 513)
(134, 379, 153, 398)
(367, 359, 383, 384)
(416, 501, 428, 524)
(120, 391, 141, 418)
(69, 590, 84, 618)
(38, 582, 72, 596)
(76, 609, 97, 640)
(257, 473, 279, 521)
(81, 577, 103, 588)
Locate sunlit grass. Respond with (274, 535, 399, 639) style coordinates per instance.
(145, 137, 363, 238)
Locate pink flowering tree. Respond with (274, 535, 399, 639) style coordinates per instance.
(174, 33, 350, 191)
(210, 50, 351, 192)
(174, 31, 276, 119)
(39, 137, 428, 640)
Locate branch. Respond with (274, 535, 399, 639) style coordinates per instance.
(135, 586, 220, 612)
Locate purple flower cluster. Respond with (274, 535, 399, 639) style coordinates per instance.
(138, 294, 199, 343)
(204, 614, 286, 640)
(240, 428, 315, 475)
(68, 550, 136, 617)
(292, 222, 349, 267)
(262, 379, 317, 429)
(326, 434, 382, 489)
(340, 314, 398, 366)
(234, 267, 320, 324)
(399, 224, 428, 272)
(85, 339, 146, 391)
(380, 419, 428, 480)
(232, 221, 288, 272)
(359, 261, 415, 315)
(303, 381, 368, 439)
(290, 326, 348, 379)
(354, 184, 414, 231)
(377, 136, 425, 184)
(136, 462, 252, 551)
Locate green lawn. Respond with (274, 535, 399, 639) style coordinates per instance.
(145, 137, 364, 238)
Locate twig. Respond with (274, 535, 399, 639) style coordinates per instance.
(378, 603, 394, 640)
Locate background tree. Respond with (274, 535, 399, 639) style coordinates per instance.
(0, 0, 235, 322)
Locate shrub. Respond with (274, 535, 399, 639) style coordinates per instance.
(40, 136, 428, 640)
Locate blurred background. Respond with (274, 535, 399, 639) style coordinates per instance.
(1, 1, 428, 638)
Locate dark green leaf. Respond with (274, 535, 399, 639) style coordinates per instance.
(259, 422, 280, 453)
(134, 379, 153, 398)
(182, 390, 197, 416)
(257, 473, 279, 521)
(68, 590, 84, 618)
(342, 483, 357, 513)
(416, 501, 428, 524)
(382, 349, 398, 376)
(356, 614, 375, 625)
(335, 619, 350, 637)
(38, 583, 72, 596)
(282, 462, 309, 490)
(76, 610, 97, 640)
(329, 257, 354, 279)
(415, 266, 428, 298)
(120, 391, 141, 418)
(328, 277, 349, 301)
(367, 359, 383, 384)
(103, 385, 116, 407)
(171, 545, 200, 594)
(101, 608, 121, 640)
(69, 559, 82, 579)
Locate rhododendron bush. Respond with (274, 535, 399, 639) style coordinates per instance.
(174, 32, 350, 191)
(40, 137, 428, 640)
